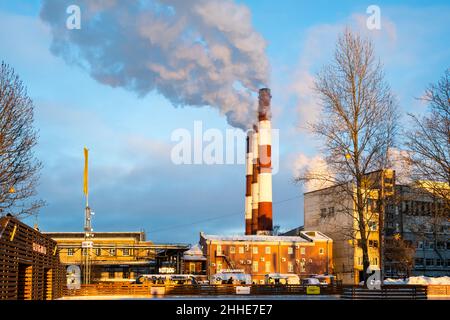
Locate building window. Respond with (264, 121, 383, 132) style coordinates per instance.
(230, 246, 235, 254)
(253, 246, 258, 254)
(95, 248, 101, 256)
(217, 263, 222, 272)
(320, 208, 327, 218)
(252, 261, 258, 272)
(238, 246, 244, 254)
(122, 248, 130, 256)
(358, 257, 363, 266)
(109, 248, 116, 256)
(368, 221, 377, 231)
(319, 248, 324, 255)
(436, 259, 443, 267)
(217, 245, 222, 255)
(123, 270, 130, 279)
(109, 269, 115, 279)
(415, 258, 424, 266)
(265, 261, 271, 273)
(288, 247, 293, 255)
(288, 262, 294, 273)
(189, 263, 196, 273)
(328, 207, 335, 216)
(417, 241, 423, 249)
(426, 259, 433, 266)
(265, 247, 271, 254)
(300, 247, 306, 255)
(68, 248, 74, 256)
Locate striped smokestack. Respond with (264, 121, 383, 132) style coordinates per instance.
(257, 88, 273, 234)
(244, 132, 253, 235)
(251, 124, 259, 235)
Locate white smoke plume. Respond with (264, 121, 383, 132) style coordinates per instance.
(40, 0, 269, 129)
(293, 154, 334, 192)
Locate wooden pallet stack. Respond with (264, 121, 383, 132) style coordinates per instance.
(0, 216, 66, 300)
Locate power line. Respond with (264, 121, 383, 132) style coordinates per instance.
(147, 195, 302, 234)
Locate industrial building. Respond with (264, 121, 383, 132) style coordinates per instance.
(199, 231, 333, 283)
(193, 88, 334, 283)
(45, 231, 189, 282)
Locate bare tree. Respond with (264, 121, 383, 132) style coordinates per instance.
(297, 30, 399, 286)
(0, 61, 44, 218)
(404, 69, 450, 215)
(384, 237, 415, 278)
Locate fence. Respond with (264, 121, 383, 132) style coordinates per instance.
(427, 285, 450, 297)
(341, 285, 427, 300)
(0, 216, 66, 300)
(63, 283, 343, 297)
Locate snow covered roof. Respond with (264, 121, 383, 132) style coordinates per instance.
(200, 233, 310, 243)
(300, 231, 332, 242)
(182, 244, 206, 261)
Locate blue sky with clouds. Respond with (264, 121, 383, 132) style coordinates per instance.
(0, 0, 448, 244)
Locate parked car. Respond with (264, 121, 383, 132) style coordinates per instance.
(210, 271, 252, 285)
(301, 277, 322, 286)
(265, 273, 300, 285)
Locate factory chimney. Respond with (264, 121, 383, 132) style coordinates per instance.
(257, 88, 273, 234)
(251, 125, 260, 234)
(244, 133, 253, 235)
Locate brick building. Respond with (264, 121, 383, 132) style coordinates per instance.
(182, 244, 206, 275)
(199, 231, 333, 283)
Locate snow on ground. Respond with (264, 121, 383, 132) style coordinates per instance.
(384, 276, 450, 285)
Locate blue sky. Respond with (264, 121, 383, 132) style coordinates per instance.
(0, 0, 449, 244)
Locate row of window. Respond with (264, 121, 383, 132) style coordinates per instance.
(320, 207, 335, 218)
(218, 245, 321, 256)
(356, 240, 379, 248)
(403, 200, 446, 216)
(67, 248, 132, 257)
(416, 241, 450, 250)
(356, 257, 379, 266)
(415, 258, 450, 267)
(216, 259, 314, 274)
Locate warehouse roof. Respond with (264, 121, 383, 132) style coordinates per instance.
(200, 231, 332, 243)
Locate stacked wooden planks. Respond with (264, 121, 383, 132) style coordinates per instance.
(0, 216, 66, 300)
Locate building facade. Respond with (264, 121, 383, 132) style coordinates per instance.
(45, 231, 157, 282)
(199, 232, 333, 283)
(304, 169, 395, 284)
(384, 184, 450, 277)
(181, 244, 207, 275)
(304, 169, 450, 283)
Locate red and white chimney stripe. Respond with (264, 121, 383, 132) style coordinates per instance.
(251, 125, 259, 235)
(245, 133, 253, 235)
(257, 88, 273, 234)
